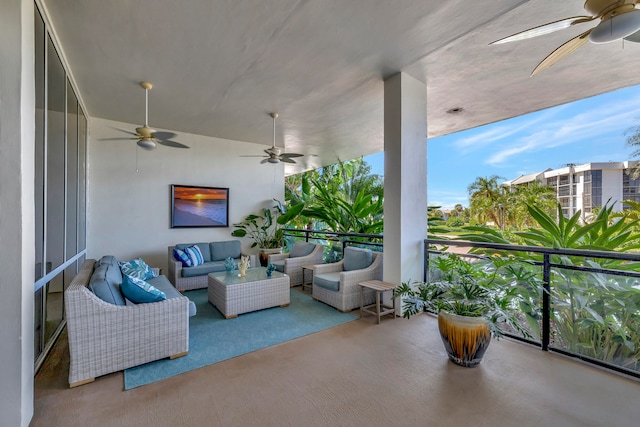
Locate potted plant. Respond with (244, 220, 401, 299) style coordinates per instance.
(393, 253, 539, 367)
(231, 200, 304, 266)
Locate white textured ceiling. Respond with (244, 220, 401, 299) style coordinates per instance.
(42, 0, 640, 174)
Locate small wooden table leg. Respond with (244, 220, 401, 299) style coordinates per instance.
(376, 290, 381, 324)
(360, 285, 364, 318)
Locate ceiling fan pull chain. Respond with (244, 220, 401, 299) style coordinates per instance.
(136, 144, 139, 173)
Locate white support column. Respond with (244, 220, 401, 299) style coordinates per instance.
(0, 0, 35, 425)
(383, 72, 427, 309)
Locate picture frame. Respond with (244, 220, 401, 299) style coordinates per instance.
(170, 184, 229, 228)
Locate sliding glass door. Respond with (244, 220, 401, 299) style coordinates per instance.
(34, 5, 88, 370)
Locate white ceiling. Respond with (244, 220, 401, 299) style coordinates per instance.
(42, 0, 640, 174)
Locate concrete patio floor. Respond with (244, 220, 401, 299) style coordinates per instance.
(32, 307, 640, 427)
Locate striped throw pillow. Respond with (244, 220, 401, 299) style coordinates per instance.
(173, 248, 193, 267)
(185, 245, 204, 266)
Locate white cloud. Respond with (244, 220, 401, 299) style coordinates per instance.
(484, 92, 640, 166)
(427, 190, 469, 209)
(453, 107, 567, 154)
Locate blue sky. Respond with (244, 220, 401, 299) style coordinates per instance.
(365, 84, 640, 209)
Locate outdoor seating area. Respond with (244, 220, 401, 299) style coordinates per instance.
(8, 2, 640, 426)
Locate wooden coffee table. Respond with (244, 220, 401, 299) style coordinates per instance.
(208, 267, 290, 319)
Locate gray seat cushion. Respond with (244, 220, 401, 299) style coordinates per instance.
(290, 242, 316, 258)
(272, 260, 285, 272)
(148, 275, 197, 317)
(314, 272, 341, 292)
(210, 240, 241, 261)
(89, 263, 126, 306)
(176, 242, 212, 263)
(343, 247, 373, 271)
(181, 261, 226, 277)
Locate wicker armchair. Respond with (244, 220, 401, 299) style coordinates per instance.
(312, 250, 383, 312)
(65, 259, 190, 387)
(267, 243, 324, 287)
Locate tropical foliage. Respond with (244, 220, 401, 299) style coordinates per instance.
(393, 253, 540, 339)
(467, 175, 556, 230)
(285, 158, 384, 234)
(231, 200, 304, 248)
(430, 201, 640, 373)
(625, 119, 640, 179)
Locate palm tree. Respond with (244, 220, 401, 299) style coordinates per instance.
(626, 119, 640, 179)
(468, 175, 505, 227)
(511, 181, 556, 229)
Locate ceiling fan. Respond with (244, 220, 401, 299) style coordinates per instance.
(105, 81, 189, 150)
(243, 113, 304, 164)
(490, 0, 640, 76)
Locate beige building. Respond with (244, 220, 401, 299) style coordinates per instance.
(504, 161, 640, 218)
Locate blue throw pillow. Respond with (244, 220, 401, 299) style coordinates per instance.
(119, 258, 157, 280)
(121, 274, 166, 304)
(185, 245, 204, 266)
(173, 248, 193, 267)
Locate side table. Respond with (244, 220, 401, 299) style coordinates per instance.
(301, 264, 317, 293)
(359, 280, 397, 324)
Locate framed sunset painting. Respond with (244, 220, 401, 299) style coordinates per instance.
(170, 185, 229, 228)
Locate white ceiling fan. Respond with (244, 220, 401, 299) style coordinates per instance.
(490, 0, 640, 76)
(242, 113, 304, 164)
(103, 81, 189, 150)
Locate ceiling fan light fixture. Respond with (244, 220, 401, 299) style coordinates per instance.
(267, 158, 280, 164)
(137, 138, 157, 150)
(590, 9, 640, 44)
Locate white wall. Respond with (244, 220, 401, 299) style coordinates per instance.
(383, 72, 427, 292)
(602, 169, 623, 211)
(0, 1, 35, 425)
(88, 118, 285, 272)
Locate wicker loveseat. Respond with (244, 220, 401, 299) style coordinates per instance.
(312, 247, 383, 312)
(168, 240, 257, 291)
(65, 257, 192, 388)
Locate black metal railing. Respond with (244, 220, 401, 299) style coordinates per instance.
(425, 238, 640, 380)
(282, 228, 383, 262)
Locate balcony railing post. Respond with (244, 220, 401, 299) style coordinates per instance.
(542, 253, 551, 352)
(423, 240, 428, 283)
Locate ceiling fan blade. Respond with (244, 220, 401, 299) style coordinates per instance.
(111, 127, 140, 137)
(240, 155, 268, 158)
(265, 147, 282, 156)
(99, 137, 139, 141)
(531, 28, 593, 77)
(260, 158, 270, 164)
(152, 131, 179, 140)
(280, 153, 303, 159)
(280, 157, 297, 164)
(156, 139, 190, 149)
(625, 29, 640, 43)
(490, 16, 594, 45)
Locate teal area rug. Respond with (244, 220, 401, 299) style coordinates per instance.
(124, 289, 357, 390)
